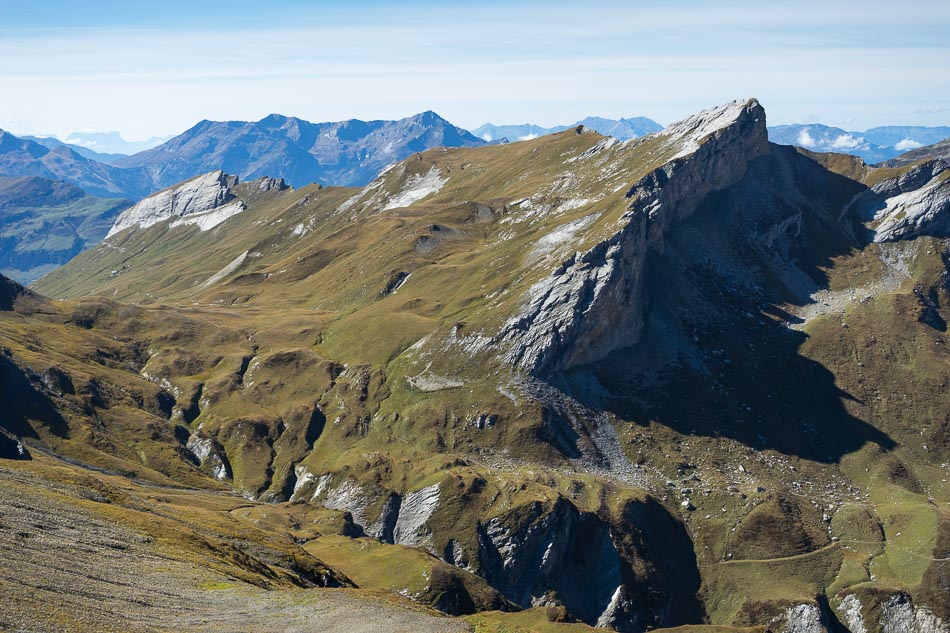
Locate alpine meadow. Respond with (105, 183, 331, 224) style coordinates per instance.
(1, 3, 949, 633)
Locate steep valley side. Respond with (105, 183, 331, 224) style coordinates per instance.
(5, 100, 950, 632)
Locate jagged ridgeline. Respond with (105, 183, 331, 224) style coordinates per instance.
(6, 100, 950, 632)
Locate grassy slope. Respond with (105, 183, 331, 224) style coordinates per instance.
(0, 454, 482, 633)
(11, 128, 950, 629)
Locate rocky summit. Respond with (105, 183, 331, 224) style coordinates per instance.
(115, 111, 487, 191)
(5, 99, 950, 633)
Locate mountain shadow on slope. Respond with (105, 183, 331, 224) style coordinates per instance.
(560, 145, 896, 462)
(0, 352, 69, 440)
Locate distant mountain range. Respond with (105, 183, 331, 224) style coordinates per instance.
(0, 112, 487, 200)
(5, 115, 948, 203)
(21, 135, 128, 164)
(0, 112, 489, 279)
(115, 111, 486, 190)
(882, 136, 950, 167)
(767, 123, 950, 163)
(18, 131, 170, 164)
(474, 117, 950, 165)
(473, 116, 663, 142)
(0, 175, 130, 283)
(0, 130, 154, 198)
(59, 130, 171, 156)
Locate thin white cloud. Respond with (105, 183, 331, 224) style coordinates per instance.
(830, 133, 868, 150)
(0, 2, 948, 138)
(894, 138, 924, 151)
(796, 129, 817, 147)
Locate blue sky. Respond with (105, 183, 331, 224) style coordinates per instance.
(2, 0, 949, 140)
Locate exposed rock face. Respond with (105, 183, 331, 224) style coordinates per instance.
(290, 465, 696, 631)
(254, 176, 288, 192)
(880, 594, 949, 633)
(875, 159, 947, 198)
(595, 586, 637, 630)
(186, 433, 231, 481)
(301, 475, 442, 548)
(39, 367, 75, 396)
(499, 99, 768, 374)
(777, 604, 827, 633)
(476, 498, 628, 629)
(383, 167, 446, 210)
(0, 427, 30, 460)
(392, 483, 441, 547)
(839, 594, 869, 633)
(106, 170, 243, 237)
(872, 160, 950, 242)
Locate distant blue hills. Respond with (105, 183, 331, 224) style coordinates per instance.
(2, 111, 949, 205)
(474, 116, 663, 142)
(767, 123, 950, 163)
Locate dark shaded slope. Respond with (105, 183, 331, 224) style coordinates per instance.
(566, 144, 895, 462)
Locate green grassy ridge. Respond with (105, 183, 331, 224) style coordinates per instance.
(7, 106, 950, 629)
(2, 281, 695, 625)
(33, 128, 684, 366)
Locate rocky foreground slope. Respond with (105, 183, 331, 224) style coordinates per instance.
(11, 100, 950, 632)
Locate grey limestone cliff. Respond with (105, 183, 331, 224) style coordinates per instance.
(871, 160, 950, 242)
(106, 170, 243, 237)
(499, 99, 769, 374)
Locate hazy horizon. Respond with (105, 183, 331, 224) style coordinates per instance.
(3, 0, 949, 141)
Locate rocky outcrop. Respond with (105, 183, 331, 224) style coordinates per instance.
(185, 432, 231, 481)
(292, 467, 697, 631)
(498, 99, 769, 374)
(0, 427, 30, 460)
(392, 483, 441, 547)
(839, 594, 869, 633)
(872, 160, 950, 242)
(776, 604, 828, 633)
(106, 170, 243, 237)
(833, 593, 948, 633)
(298, 474, 443, 548)
(476, 497, 630, 629)
(253, 176, 288, 192)
(880, 594, 949, 633)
